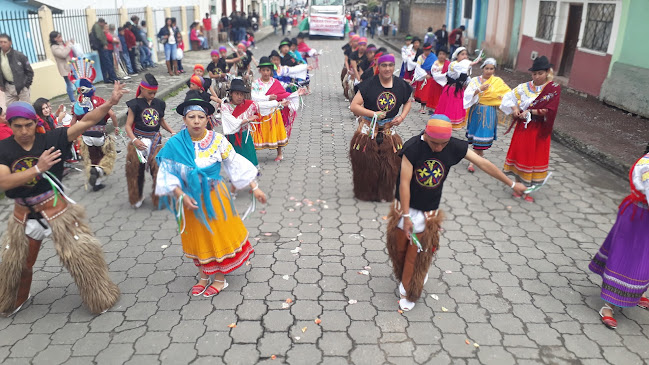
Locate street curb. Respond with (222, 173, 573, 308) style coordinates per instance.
(377, 36, 630, 177)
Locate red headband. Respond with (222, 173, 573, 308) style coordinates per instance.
(136, 80, 158, 97)
(190, 75, 204, 91)
(194, 64, 205, 71)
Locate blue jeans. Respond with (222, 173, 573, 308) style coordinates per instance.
(164, 43, 177, 61)
(238, 27, 246, 43)
(121, 50, 134, 74)
(140, 45, 153, 67)
(63, 76, 75, 102)
(198, 36, 208, 49)
(359, 27, 366, 37)
(100, 49, 117, 82)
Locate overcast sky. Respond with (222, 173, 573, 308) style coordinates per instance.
(45, 0, 201, 9)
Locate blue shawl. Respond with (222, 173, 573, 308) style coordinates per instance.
(156, 129, 224, 227)
(421, 53, 438, 74)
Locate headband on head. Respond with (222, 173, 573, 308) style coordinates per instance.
(6, 101, 38, 122)
(366, 45, 377, 52)
(219, 46, 227, 52)
(358, 37, 367, 45)
(377, 54, 396, 65)
(351, 35, 360, 41)
(210, 49, 220, 56)
(190, 75, 204, 90)
(183, 104, 206, 116)
(451, 46, 467, 60)
(194, 64, 205, 71)
(425, 115, 452, 140)
(238, 42, 246, 49)
(481, 57, 497, 69)
(136, 80, 158, 97)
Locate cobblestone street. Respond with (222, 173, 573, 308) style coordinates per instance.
(0, 34, 646, 365)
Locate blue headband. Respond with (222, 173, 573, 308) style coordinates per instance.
(183, 105, 206, 116)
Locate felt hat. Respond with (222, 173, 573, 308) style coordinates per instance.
(529, 55, 552, 71)
(405, 34, 413, 40)
(290, 37, 298, 45)
(258, 56, 274, 69)
(422, 42, 433, 50)
(269, 50, 281, 59)
(228, 78, 250, 93)
(176, 91, 216, 116)
(279, 38, 291, 49)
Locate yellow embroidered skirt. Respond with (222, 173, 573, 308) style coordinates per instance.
(253, 109, 288, 150)
(181, 182, 253, 275)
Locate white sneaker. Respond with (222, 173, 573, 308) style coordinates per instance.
(399, 298, 415, 311)
(133, 196, 145, 209)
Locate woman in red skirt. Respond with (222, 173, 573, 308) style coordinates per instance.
(426, 47, 449, 112)
(500, 56, 561, 202)
(412, 42, 436, 114)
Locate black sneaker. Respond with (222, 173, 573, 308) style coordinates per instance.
(89, 167, 98, 187)
(93, 184, 105, 192)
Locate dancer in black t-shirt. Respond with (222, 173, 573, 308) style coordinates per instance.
(124, 74, 175, 208)
(387, 116, 526, 311)
(349, 54, 412, 202)
(0, 83, 128, 317)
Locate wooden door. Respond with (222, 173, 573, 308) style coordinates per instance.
(559, 4, 583, 77)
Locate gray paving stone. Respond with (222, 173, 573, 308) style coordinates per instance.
(134, 332, 171, 354)
(95, 344, 135, 365)
(31, 344, 71, 365)
(160, 343, 197, 365)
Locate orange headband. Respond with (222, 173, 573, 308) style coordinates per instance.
(425, 115, 452, 139)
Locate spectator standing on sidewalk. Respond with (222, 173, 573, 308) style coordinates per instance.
(220, 13, 231, 41)
(280, 14, 288, 36)
(49, 31, 75, 103)
(382, 14, 391, 37)
(138, 21, 155, 68)
(91, 18, 118, 84)
(117, 27, 134, 75)
(369, 14, 378, 39)
(158, 18, 180, 76)
(434, 25, 447, 54)
(0, 34, 33, 103)
(448, 25, 465, 55)
(0, 107, 11, 140)
(203, 13, 214, 48)
(123, 23, 139, 73)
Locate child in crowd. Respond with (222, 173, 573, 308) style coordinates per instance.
(176, 33, 185, 74)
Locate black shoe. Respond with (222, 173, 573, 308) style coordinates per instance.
(89, 167, 98, 187)
(93, 184, 105, 192)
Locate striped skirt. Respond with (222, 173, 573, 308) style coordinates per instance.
(466, 104, 498, 150)
(589, 201, 649, 307)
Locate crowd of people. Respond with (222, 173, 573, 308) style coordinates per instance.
(339, 30, 649, 323)
(0, 21, 646, 338)
(0, 30, 319, 316)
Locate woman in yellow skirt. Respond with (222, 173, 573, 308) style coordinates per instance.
(250, 56, 296, 161)
(156, 97, 267, 297)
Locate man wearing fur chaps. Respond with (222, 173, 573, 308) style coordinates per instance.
(387, 116, 528, 311)
(124, 74, 175, 209)
(349, 54, 412, 202)
(72, 86, 119, 192)
(0, 83, 128, 317)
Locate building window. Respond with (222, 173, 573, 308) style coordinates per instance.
(582, 3, 615, 53)
(464, 0, 473, 19)
(535, 1, 556, 41)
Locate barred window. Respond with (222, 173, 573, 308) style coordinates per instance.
(582, 3, 615, 52)
(535, 1, 556, 41)
(464, 0, 473, 19)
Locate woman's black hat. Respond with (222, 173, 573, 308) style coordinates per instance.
(529, 55, 552, 71)
(228, 78, 250, 93)
(176, 90, 216, 116)
(258, 56, 274, 69)
(279, 38, 291, 49)
(269, 50, 281, 59)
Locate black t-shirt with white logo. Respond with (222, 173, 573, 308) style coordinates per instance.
(126, 98, 166, 133)
(395, 134, 468, 211)
(0, 128, 71, 199)
(207, 59, 228, 75)
(356, 75, 413, 118)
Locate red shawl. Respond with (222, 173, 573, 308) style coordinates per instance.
(265, 79, 291, 100)
(441, 60, 450, 73)
(231, 99, 258, 147)
(506, 81, 561, 138)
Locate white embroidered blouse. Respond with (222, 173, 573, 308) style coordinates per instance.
(500, 81, 546, 115)
(155, 130, 258, 193)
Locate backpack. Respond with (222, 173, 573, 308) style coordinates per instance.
(89, 30, 103, 51)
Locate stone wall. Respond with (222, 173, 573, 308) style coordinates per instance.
(408, 2, 446, 35)
(601, 62, 649, 118)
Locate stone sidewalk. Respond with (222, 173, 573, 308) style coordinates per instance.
(0, 33, 647, 365)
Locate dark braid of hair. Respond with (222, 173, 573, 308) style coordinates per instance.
(445, 73, 468, 97)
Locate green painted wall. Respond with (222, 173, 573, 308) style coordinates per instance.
(476, 0, 488, 48)
(615, 0, 649, 69)
(508, 0, 523, 64)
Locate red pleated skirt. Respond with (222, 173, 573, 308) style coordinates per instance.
(503, 121, 551, 185)
(426, 81, 444, 109)
(413, 79, 433, 104)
